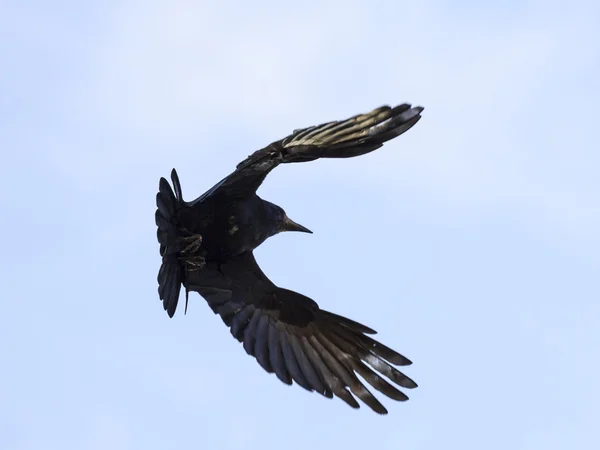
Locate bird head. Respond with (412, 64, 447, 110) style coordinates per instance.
(268, 203, 312, 235)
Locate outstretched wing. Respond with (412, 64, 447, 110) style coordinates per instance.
(196, 103, 424, 201)
(185, 252, 417, 414)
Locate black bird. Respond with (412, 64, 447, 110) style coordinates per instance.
(156, 103, 423, 414)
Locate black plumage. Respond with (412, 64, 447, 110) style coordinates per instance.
(155, 103, 424, 413)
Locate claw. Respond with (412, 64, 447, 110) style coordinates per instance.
(177, 232, 203, 254)
(178, 255, 206, 271)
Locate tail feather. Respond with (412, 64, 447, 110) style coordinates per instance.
(156, 169, 186, 317)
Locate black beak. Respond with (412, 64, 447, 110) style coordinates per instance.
(281, 215, 313, 234)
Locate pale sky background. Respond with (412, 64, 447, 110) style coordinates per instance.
(1, 0, 599, 449)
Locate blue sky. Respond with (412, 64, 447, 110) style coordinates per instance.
(1, 0, 599, 448)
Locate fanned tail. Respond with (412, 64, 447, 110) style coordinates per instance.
(156, 169, 204, 317)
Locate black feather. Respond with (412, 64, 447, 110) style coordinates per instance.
(254, 315, 273, 373)
(230, 305, 255, 341)
(243, 309, 262, 356)
(269, 324, 291, 385)
(279, 331, 311, 390)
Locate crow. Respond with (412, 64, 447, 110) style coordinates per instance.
(155, 103, 424, 414)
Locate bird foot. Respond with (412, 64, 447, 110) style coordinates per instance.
(178, 255, 206, 271)
(175, 231, 205, 271)
(177, 233, 203, 254)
